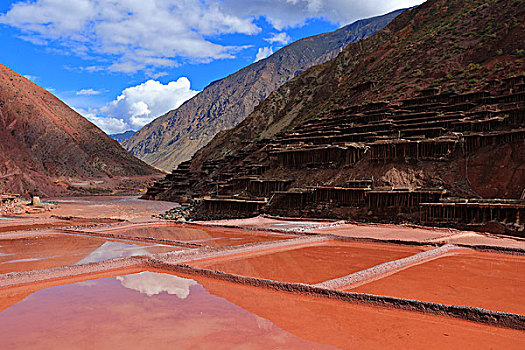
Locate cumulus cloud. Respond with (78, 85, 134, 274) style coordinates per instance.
(0, 0, 259, 73)
(0, 1, 426, 72)
(223, 0, 426, 29)
(254, 47, 274, 62)
(72, 106, 126, 134)
(87, 115, 129, 135)
(265, 32, 291, 45)
(99, 77, 199, 131)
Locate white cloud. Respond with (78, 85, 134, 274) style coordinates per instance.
(0, 0, 260, 73)
(73, 106, 127, 134)
(254, 47, 273, 62)
(223, 0, 426, 29)
(23, 74, 38, 82)
(265, 32, 291, 45)
(147, 71, 169, 79)
(0, 1, 426, 73)
(99, 77, 199, 131)
(87, 116, 129, 134)
(76, 88, 101, 95)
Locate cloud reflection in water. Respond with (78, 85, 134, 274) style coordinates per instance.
(117, 271, 197, 298)
(76, 241, 153, 265)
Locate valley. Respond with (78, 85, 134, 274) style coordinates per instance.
(0, 0, 524, 347)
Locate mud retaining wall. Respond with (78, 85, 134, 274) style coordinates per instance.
(151, 263, 525, 331)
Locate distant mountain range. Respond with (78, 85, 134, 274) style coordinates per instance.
(0, 64, 158, 196)
(123, 9, 405, 171)
(110, 130, 135, 143)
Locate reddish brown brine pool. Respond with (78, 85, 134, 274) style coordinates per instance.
(0, 234, 183, 274)
(195, 241, 424, 284)
(0, 271, 332, 349)
(0, 271, 522, 350)
(349, 250, 525, 314)
(102, 224, 294, 247)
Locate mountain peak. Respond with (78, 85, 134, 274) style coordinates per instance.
(0, 64, 158, 196)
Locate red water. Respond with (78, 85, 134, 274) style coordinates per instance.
(194, 272, 525, 349)
(111, 224, 293, 247)
(196, 241, 424, 284)
(0, 271, 332, 349)
(2, 269, 521, 349)
(0, 235, 182, 274)
(350, 251, 525, 314)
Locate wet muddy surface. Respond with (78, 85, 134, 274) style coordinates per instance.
(1, 196, 524, 347)
(196, 241, 424, 284)
(190, 273, 525, 349)
(0, 271, 332, 350)
(0, 217, 110, 234)
(102, 224, 294, 247)
(0, 235, 182, 274)
(34, 196, 179, 221)
(311, 223, 452, 241)
(199, 216, 339, 232)
(445, 232, 525, 250)
(350, 251, 525, 314)
(2, 270, 523, 349)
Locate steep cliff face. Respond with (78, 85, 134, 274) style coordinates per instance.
(191, 0, 524, 171)
(149, 0, 524, 210)
(0, 64, 158, 196)
(123, 9, 405, 170)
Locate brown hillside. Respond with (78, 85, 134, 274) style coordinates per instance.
(148, 0, 524, 233)
(192, 0, 524, 168)
(122, 9, 404, 170)
(0, 64, 159, 197)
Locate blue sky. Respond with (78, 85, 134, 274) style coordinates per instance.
(0, 0, 425, 134)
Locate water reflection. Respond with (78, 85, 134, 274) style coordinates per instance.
(0, 257, 50, 264)
(116, 271, 197, 298)
(76, 241, 152, 264)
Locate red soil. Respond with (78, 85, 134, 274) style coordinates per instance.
(199, 216, 341, 232)
(350, 250, 525, 314)
(196, 241, 424, 284)
(446, 232, 525, 250)
(0, 218, 112, 234)
(311, 222, 525, 249)
(0, 64, 158, 197)
(34, 196, 179, 222)
(311, 222, 453, 241)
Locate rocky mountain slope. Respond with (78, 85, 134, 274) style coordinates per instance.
(0, 64, 159, 196)
(148, 0, 524, 232)
(110, 130, 135, 143)
(188, 0, 524, 184)
(192, 0, 524, 166)
(123, 9, 405, 170)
